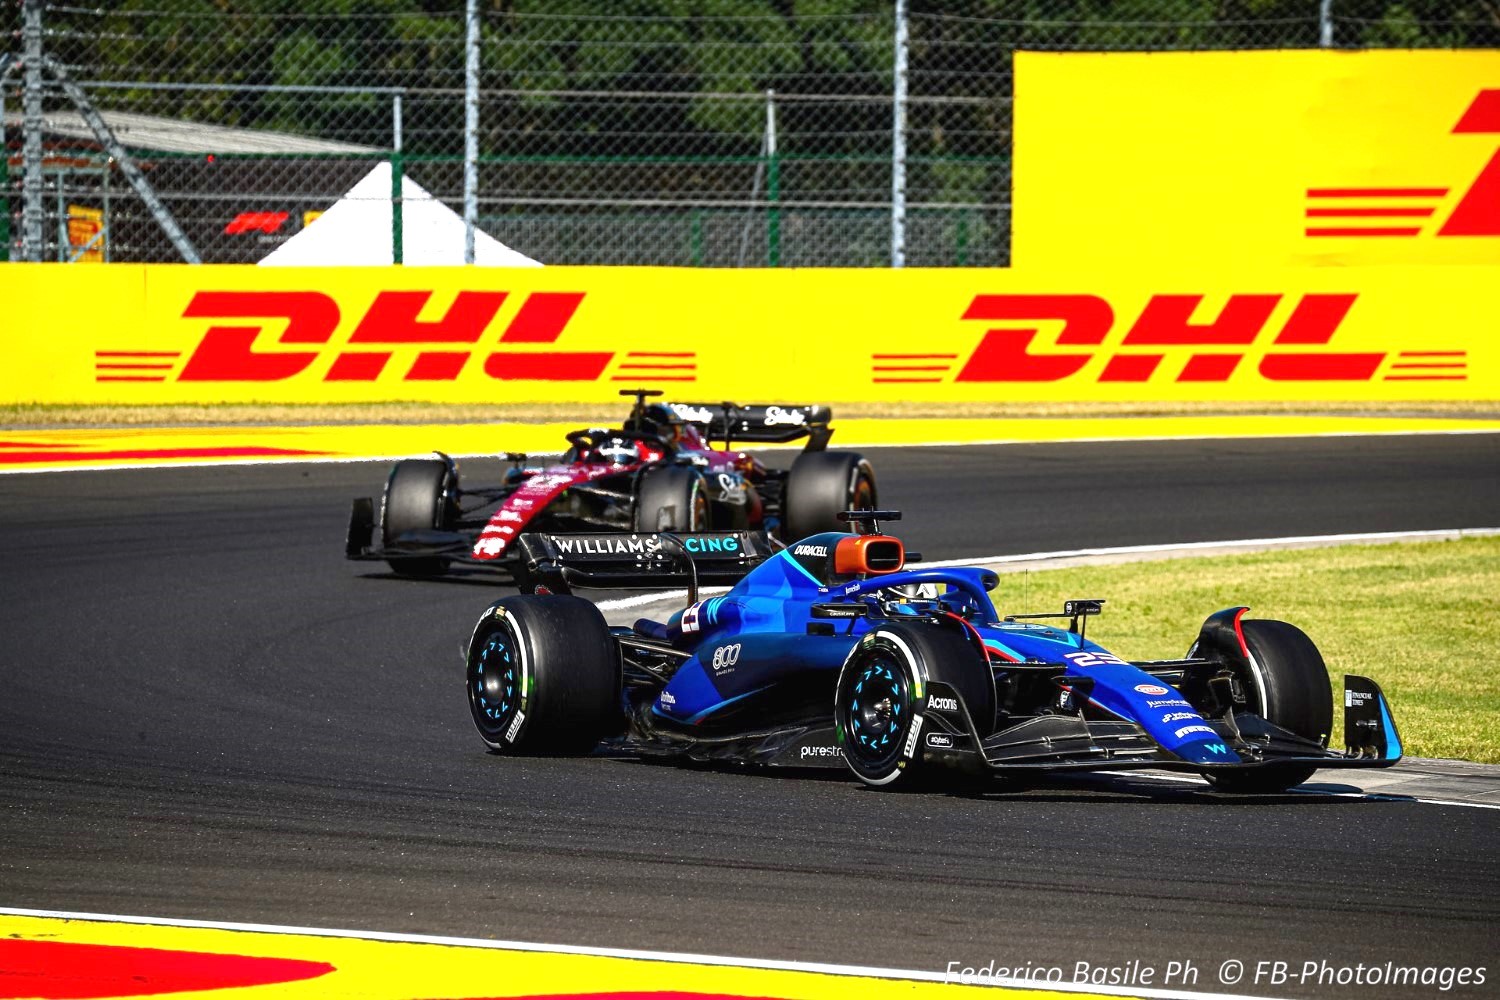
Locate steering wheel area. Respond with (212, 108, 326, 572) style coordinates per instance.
(563, 428, 672, 466)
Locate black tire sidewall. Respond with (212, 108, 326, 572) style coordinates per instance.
(465, 595, 620, 755)
(1240, 619, 1333, 747)
(1210, 618, 1332, 793)
(381, 458, 455, 575)
(634, 466, 708, 532)
(784, 451, 876, 541)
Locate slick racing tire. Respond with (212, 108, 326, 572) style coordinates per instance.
(634, 465, 709, 532)
(834, 623, 979, 790)
(466, 595, 621, 755)
(1209, 619, 1333, 794)
(381, 458, 456, 576)
(782, 451, 876, 542)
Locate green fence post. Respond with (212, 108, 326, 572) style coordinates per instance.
(390, 151, 404, 265)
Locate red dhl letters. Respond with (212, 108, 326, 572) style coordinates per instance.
(104, 285, 1467, 390)
(1307, 90, 1500, 239)
(871, 292, 1462, 384)
(173, 290, 609, 382)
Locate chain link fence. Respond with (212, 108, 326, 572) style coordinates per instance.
(3, 1, 1496, 267)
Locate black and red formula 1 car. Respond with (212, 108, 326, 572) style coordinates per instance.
(345, 390, 876, 582)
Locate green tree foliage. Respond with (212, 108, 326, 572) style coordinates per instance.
(24, 0, 1496, 154)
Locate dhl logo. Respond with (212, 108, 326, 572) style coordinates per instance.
(1306, 89, 1500, 239)
(873, 293, 1466, 384)
(96, 291, 697, 384)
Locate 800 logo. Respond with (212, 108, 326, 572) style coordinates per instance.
(709, 643, 741, 674)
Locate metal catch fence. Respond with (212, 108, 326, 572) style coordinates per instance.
(3, 1, 1495, 266)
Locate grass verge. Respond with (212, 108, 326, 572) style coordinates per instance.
(989, 536, 1500, 763)
(4, 399, 1498, 429)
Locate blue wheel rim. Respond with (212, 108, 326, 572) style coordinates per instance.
(843, 651, 908, 768)
(471, 628, 519, 739)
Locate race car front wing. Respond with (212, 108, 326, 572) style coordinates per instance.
(921, 673, 1401, 776)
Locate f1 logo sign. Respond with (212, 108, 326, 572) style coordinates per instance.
(174, 290, 610, 382)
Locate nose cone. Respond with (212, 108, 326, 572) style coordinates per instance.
(1175, 737, 1242, 765)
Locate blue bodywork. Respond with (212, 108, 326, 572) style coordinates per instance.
(641, 533, 1240, 766)
(626, 530, 1401, 776)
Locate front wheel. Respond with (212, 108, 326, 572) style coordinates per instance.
(834, 623, 981, 789)
(466, 595, 621, 754)
(1208, 618, 1332, 793)
(381, 458, 456, 576)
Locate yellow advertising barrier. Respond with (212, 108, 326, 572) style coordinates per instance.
(1, 262, 1495, 404)
(1014, 50, 1500, 267)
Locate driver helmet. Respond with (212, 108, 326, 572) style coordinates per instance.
(596, 438, 637, 466)
(636, 403, 685, 445)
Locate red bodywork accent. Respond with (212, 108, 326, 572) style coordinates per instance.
(1230, 606, 1251, 659)
(472, 463, 632, 560)
(943, 611, 1017, 663)
(472, 425, 753, 560)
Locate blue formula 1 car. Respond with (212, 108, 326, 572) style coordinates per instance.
(464, 512, 1401, 792)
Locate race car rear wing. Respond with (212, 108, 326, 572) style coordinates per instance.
(666, 402, 833, 449)
(516, 529, 776, 593)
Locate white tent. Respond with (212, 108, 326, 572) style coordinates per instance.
(259, 161, 541, 267)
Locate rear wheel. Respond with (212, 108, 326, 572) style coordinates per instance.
(466, 595, 620, 754)
(1209, 618, 1332, 793)
(381, 458, 456, 576)
(783, 451, 876, 542)
(634, 466, 708, 531)
(834, 623, 981, 789)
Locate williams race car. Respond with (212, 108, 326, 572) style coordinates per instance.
(465, 511, 1402, 793)
(346, 390, 875, 580)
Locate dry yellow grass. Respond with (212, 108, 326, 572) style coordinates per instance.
(5, 399, 1496, 429)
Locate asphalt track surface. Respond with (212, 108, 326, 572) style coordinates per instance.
(3, 433, 1498, 998)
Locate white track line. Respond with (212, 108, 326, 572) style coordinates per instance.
(1124, 772, 1500, 811)
(0, 905, 1290, 1000)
